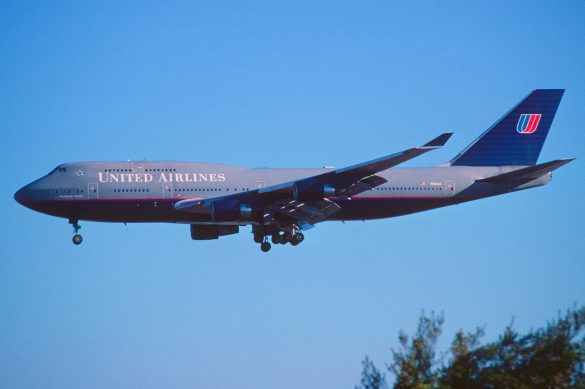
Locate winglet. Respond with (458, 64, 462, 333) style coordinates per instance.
(422, 132, 453, 148)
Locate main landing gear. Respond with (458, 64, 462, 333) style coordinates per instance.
(70, 219, 83, 245)
(253, 226, 305, 252)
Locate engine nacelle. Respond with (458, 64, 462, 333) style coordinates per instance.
(294, 181, 336, 202)
(211, 201, 255, 222)
(190, 224, 239, 240)
(239, 203, 252, 219)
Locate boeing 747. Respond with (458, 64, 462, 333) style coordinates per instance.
(15, 89, 572, 251)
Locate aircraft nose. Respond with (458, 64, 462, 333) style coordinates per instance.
(14, 185, 29, 206)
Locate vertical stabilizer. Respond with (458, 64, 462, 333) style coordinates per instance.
(450, 89, 564, 166)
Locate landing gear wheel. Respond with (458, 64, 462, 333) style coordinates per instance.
(260, 241, 271, 252)
(281, 231, 292, 244)
(69, 219, 83, 245)
(72, 234, 83, 245)
(292, 232, 304, 244)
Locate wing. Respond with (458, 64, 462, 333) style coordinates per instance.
(175, 132, 452, 226)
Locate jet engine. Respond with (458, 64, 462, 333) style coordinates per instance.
(211, 202, 255, 222)
(294, 181, 336, 202)
(190, 224, 240, 240)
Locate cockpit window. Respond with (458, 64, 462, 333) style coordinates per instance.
(48, 166, 67, 175)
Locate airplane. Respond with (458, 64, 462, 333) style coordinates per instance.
(14, 89, 573, 252)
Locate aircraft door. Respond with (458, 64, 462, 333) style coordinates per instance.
(88, 182, 98, 199)
(444, 180, 455, 196)
(133, 161, 145, 174)
(162, 182, 173, 199)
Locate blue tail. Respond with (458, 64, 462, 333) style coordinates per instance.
(450, 89, 564, 166)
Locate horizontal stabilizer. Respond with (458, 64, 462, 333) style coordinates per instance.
(476, 158, 574, 184)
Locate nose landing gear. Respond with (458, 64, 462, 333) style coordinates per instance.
(260, 240, 271, 252)
(70, 219, 83, 245)
(72, 234, 83, 245)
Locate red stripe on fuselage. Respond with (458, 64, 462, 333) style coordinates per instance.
(350, 196, 443, 199)
(46, 195, 444, 202)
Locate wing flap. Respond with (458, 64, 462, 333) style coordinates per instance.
(269, 198, 341, 224)
(337, 175, 387, 199)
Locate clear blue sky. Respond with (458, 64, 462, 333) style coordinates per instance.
(1, 1, 584, 388)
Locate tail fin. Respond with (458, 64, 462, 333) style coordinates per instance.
(450, 89, 564, 166)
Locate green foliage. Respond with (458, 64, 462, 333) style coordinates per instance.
(389, 311, 444, 389)
(357, 306, 585, 389)
(356, 356, 386, 389)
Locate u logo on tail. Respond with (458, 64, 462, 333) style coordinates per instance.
(517, 114, 542, 134)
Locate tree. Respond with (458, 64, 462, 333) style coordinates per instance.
(356, 356, 386, 389)
(357, 306, 585, 388)
(389, 311, 443, 389)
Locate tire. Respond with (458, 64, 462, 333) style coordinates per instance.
(260, 242, 271, 252)
(72, 234, 83, 245)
